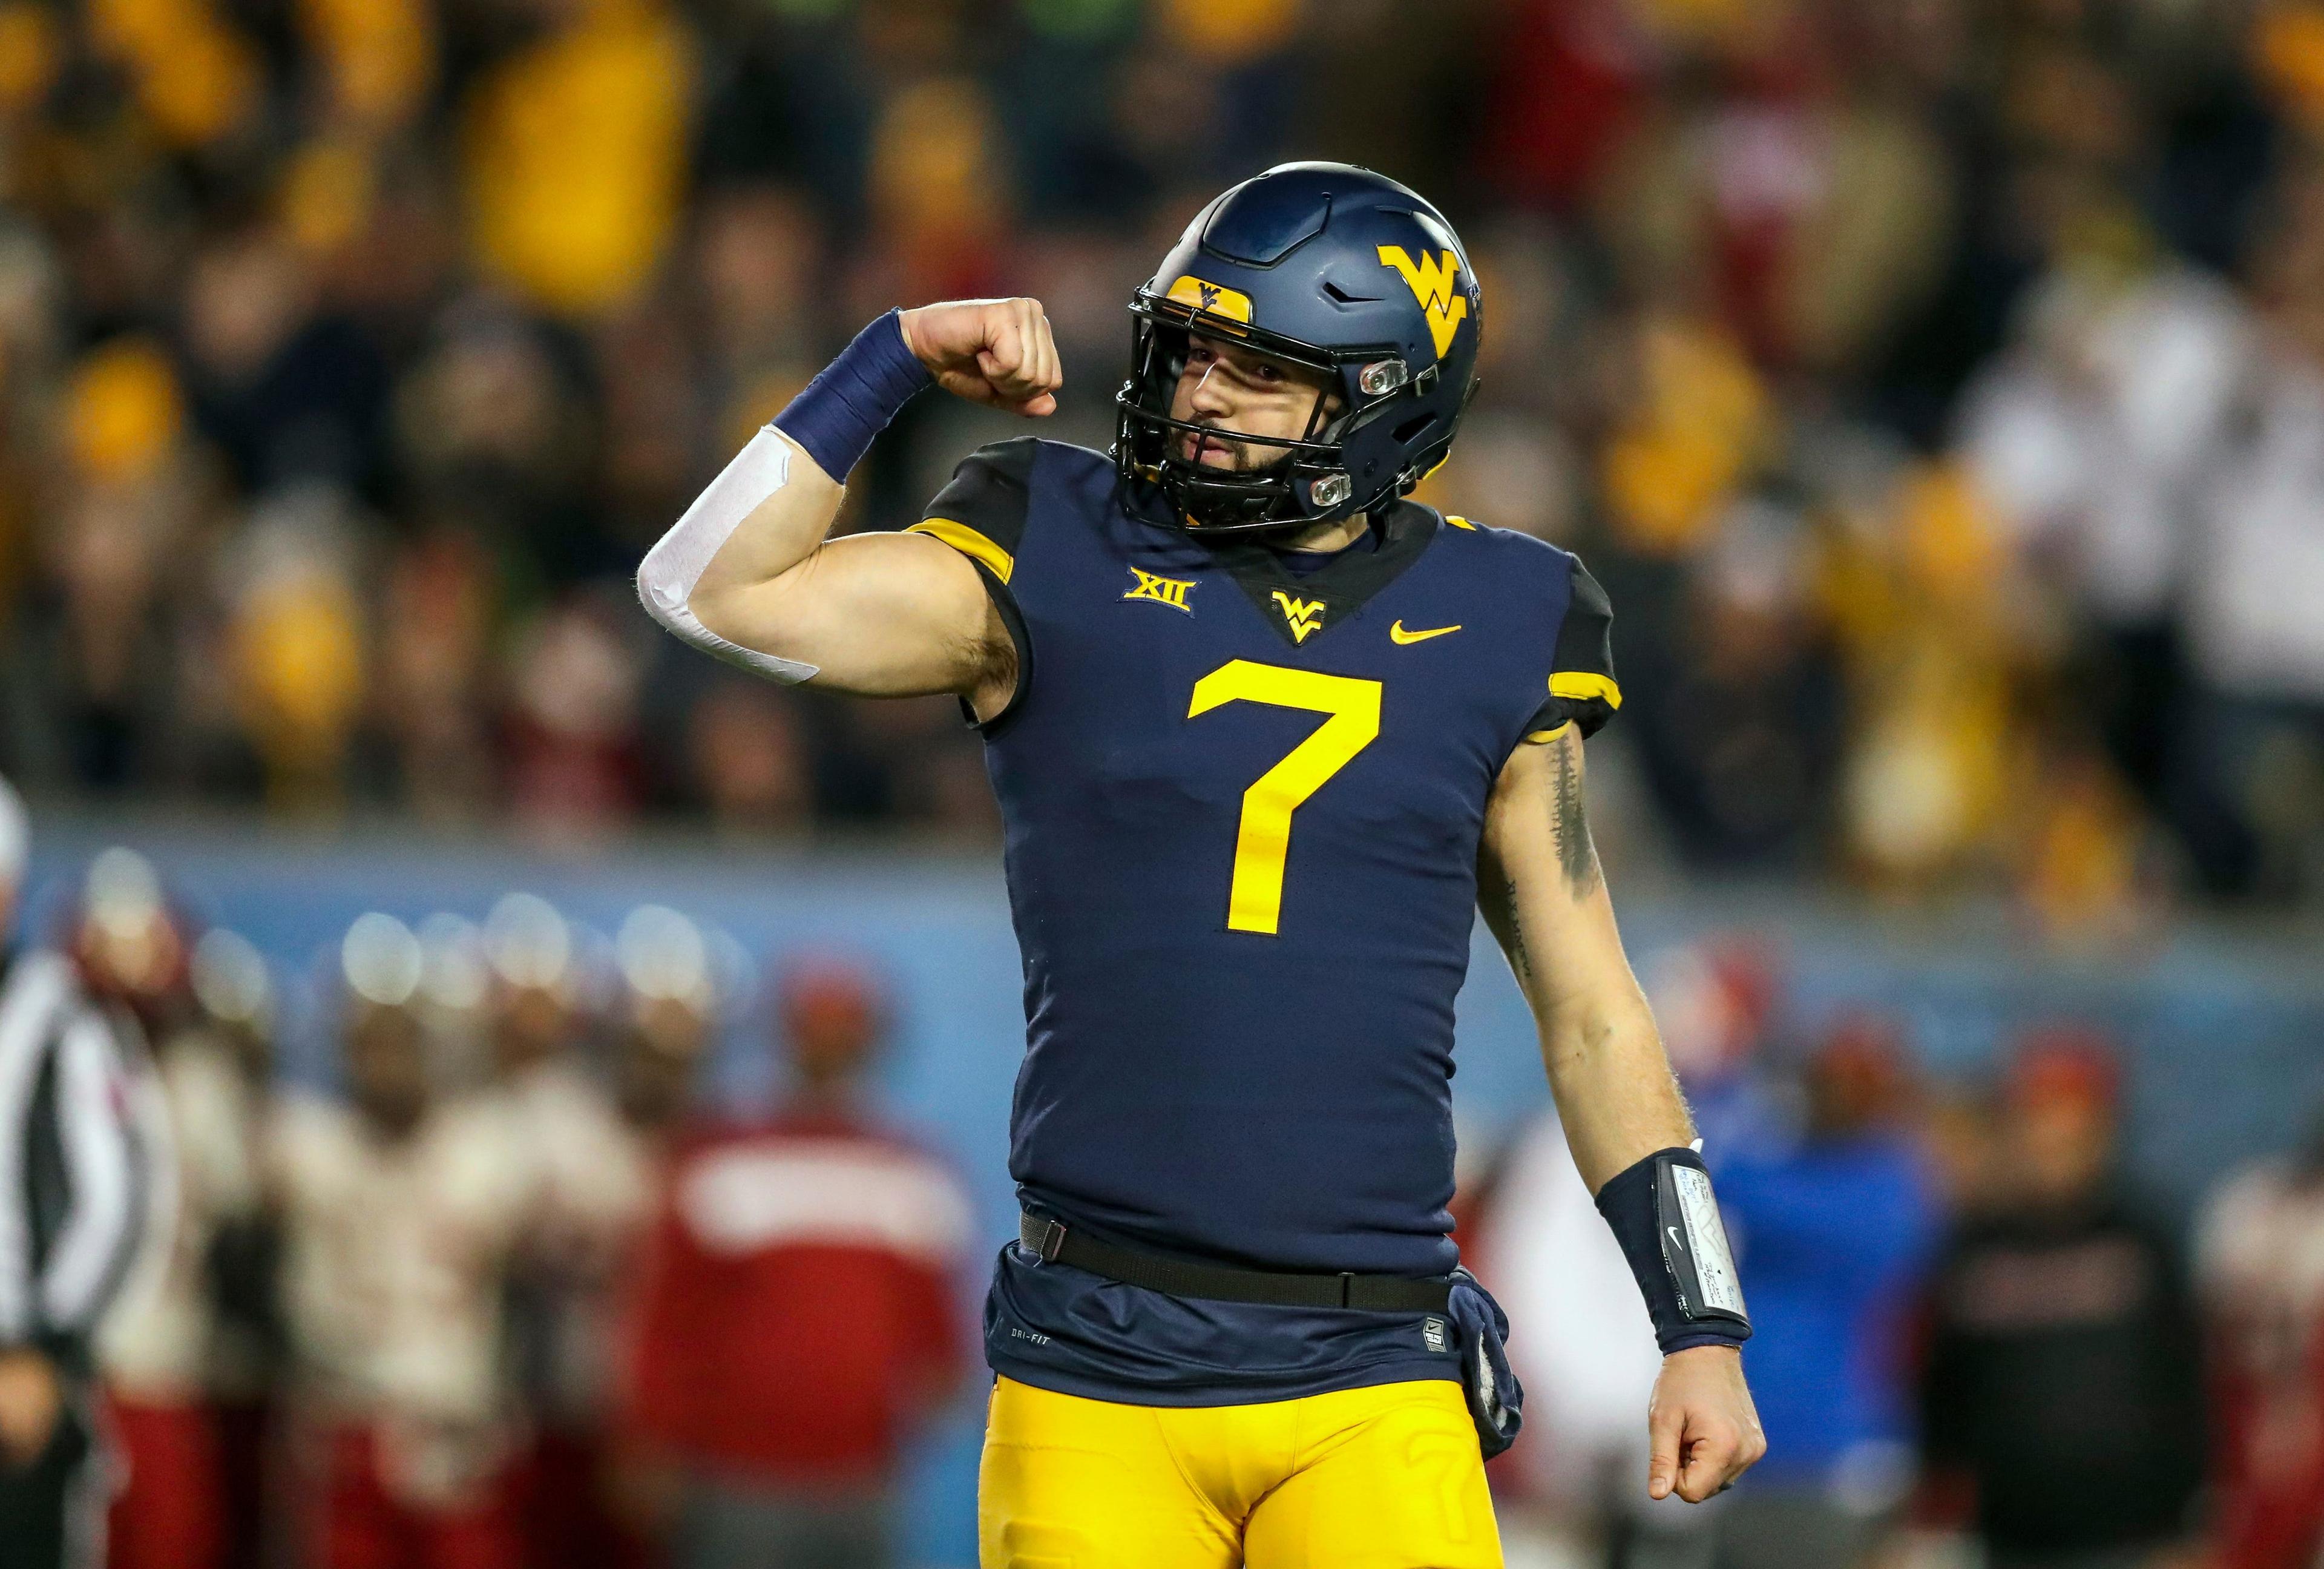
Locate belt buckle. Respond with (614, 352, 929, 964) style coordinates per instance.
(1026, 1215, 1066, 1263)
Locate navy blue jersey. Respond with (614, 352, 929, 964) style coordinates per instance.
(908, 439, 1618, 1403)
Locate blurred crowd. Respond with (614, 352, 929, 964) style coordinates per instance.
(52, 843, 972, 1569)
(1465, 939, 2324, 1569)
(37, 837, 2324, 1569)
(0, 0, 2322, 918)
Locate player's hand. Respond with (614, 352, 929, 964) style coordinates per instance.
(1646, 1344, 1765, 1503)
(0, 1346, 62, 1465)
(899, 298, 1062, 417)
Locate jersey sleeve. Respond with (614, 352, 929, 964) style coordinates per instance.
(905, 438, 1037, 727)
(1522, 553, 1621, 742)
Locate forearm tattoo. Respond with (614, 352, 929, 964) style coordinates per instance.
(1549, 737, 1603, 898)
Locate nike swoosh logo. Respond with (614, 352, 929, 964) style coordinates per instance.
(1667, 1226, 1688, 1255)
(1390, 620, 1462, 645)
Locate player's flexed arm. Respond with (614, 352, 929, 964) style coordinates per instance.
(1477, 726, 1768, 1504)
(636, 301, 1061, 722)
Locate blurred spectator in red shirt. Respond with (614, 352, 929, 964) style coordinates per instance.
(500, 596, 649, 842)
(478, 895, 656, 1569)
(607, 905, 716, 1146)
(68, 855, 290, 1569)
(619, 953, 971, 1569)
(1919, 1027, 2207, 1569)
(67, 848, 215, 1569)
(511, 903, 715, 1569)
(374, 530, 498, 824)
(2198, 1106, 2324, 1569)
(100, 915, 282, 1569)
(683, 679, 813, 840)
(274, 915, 537, 1569)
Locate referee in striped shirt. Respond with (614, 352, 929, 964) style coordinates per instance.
(0, 778, 160, 1569)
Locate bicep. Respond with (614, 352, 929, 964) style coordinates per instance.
(695, 528, 1007, 702)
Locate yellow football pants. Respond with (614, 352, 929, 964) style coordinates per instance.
(978, 1375, 1502, 1569)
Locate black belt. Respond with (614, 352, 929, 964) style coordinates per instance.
(1019, 1211, 1452, 1313)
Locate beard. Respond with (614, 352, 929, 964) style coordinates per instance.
(1176, 424, 1289, 473)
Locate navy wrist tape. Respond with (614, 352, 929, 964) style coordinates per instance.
(772, 309, 934, 481)
(1595, 1146, 1753, 1355)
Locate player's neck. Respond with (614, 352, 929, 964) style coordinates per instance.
(1279, 514, 1372, 554)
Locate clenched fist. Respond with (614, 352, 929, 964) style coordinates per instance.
(899, 298, 1062, 418)
(1647, 1344, 1767, 1502)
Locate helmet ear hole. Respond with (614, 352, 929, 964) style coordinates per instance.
(1399, 430, 1457, 494)
(1391, 413, 1436, 446)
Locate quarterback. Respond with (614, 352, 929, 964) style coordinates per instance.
(640, 163, 1764, 1566)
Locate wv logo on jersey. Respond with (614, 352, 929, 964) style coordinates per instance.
(1376, 246, 1469, 360)
(1123, 567, 1196, 613)
(1270, 590, 1327, 644)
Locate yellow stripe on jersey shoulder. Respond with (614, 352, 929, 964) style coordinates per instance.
(1549, 671, 1621, 709)
(906, 518, 1013, 584)
(1443, 514, 1477, 530)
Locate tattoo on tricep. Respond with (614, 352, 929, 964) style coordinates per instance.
(1498, 874, 1532, 983)
(1549, 739, 1603, 896)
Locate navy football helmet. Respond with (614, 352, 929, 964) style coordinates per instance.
(1114, 162, 1483, 535)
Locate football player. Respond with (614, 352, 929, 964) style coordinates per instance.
(640, 162, 1765, 1567)
(272, 915, 534, 1569)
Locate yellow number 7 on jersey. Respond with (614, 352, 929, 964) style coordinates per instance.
(1189, 660, 1382, 936)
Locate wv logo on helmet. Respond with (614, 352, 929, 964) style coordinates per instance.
(1376, 246, 1468, 360)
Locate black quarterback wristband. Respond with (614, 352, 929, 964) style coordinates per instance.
(1595, 1146, 1752, 1355)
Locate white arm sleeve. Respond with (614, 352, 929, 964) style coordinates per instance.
(636, 427, 821, 684)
